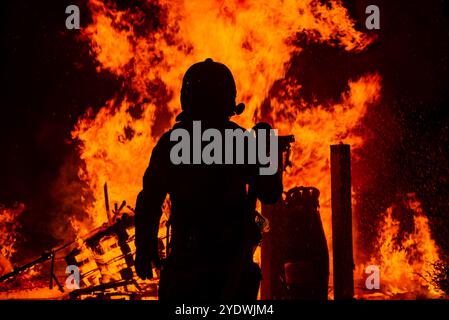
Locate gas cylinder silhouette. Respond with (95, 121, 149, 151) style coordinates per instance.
(262, 187, 329, 300)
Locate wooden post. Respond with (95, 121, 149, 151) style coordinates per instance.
(330, 144, 354, 300)
(104, 182, 113, 223)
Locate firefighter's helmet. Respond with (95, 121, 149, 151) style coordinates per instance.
(178, 58, 244, 121)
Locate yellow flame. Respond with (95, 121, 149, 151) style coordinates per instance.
(365, 194, 442, 298)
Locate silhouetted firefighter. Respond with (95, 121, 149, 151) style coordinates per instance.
(134, 59, 283, 300)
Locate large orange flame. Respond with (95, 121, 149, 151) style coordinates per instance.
(71, 0, 382, 298)
(73, 0, 376, 235)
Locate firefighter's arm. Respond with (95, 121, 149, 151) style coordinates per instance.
(252, 123, 284, 204)
(135, 137, 168, 280)
(253, 153, 283, 204)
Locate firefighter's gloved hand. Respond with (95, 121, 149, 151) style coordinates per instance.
(135, 248, 161, 280)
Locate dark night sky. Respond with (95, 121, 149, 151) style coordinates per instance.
(1, 0, 449, 261)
